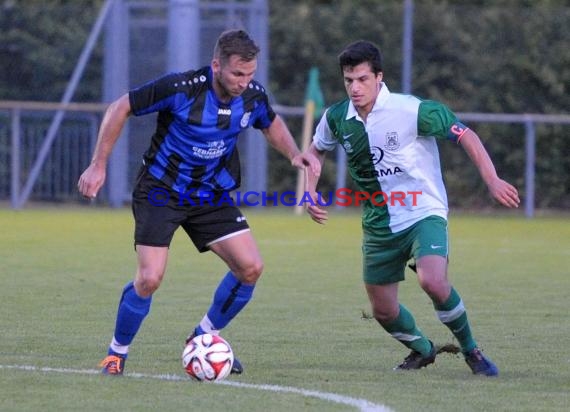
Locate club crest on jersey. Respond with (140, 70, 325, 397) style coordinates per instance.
(240, 112, 251, 128)
(384, 131, 400, 151)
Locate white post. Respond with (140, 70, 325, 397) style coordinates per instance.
(104, 0, 130, 208)
(167, 0, 200, 72)
(524, 119, 536, 218)
(10, 108, 21, 209)
(401, 0, 414, 94)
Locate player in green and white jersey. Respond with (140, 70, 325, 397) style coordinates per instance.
(305, 40, 520, 376)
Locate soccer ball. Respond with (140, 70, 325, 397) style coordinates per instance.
(182, 333, 234, 382)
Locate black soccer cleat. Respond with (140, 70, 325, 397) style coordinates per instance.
(185, 332, 196, 345)
(230, 356, 243, 375)
(394, 341, 437, 370)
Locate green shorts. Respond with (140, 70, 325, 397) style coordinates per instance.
(362, 215, 448, 285)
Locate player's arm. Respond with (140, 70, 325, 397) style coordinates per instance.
(77, 93, 132, 198)
(419, 100, 520, 209)
(261, 114, 321, 176)
(459, 128, 520, 208)
(303, 110, 337, 224)
(304, 142, 328, 224)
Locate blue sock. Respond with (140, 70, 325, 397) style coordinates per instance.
(196, 272, 255, 334)
(111, 282, 152, 349)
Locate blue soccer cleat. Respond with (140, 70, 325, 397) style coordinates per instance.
(464, 348, 499, 377)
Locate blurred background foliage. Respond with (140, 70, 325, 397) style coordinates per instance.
(1, 0, 568, 209)
(268, 0, 569, 210)
(0, 0, 103, 101)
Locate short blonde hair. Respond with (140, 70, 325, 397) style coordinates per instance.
(213, 29, 260, 65)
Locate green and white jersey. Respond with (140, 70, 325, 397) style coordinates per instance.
(313, 83, 468, 234)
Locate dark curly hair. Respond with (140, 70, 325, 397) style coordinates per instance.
(338, 40, 383, 75)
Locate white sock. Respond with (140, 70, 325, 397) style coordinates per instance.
(198, 315, 219, 335)
(109, 337, 129, 355)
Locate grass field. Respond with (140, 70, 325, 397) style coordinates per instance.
(0, 207, 569, 412)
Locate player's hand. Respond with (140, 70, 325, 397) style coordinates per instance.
(306, 190, 328, 224)
(77, 163, 106, 199)
(291, 151, 321, 178)
(488, 177, 520, 208)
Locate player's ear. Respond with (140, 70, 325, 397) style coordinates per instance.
(211, 58, 221, 74)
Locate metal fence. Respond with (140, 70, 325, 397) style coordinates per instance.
(1, 100, 569, 216)
(0, 0, 271, 209)
(0, 101, 105, 206)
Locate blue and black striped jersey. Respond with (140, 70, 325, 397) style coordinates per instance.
(129, 66, 276, 195)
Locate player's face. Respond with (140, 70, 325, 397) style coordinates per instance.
(212, 55, 257, 102)
(342, 62, 382, 115)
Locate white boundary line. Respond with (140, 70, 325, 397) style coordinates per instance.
(0, 364, 393, 412)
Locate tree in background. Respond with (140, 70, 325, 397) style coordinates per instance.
(0, 0, 568, 208)
(0, 0, 103, 101)
(269, 0, 570, 209)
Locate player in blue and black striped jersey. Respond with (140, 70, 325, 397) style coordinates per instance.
(78, 29, 320, 376)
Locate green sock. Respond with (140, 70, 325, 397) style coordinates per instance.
(381, 304, 432, 356)
(433, 287, 477, 353)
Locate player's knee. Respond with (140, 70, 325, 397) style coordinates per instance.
(236, 259, 264, 284)
(136, 269, 164, 296)
(373, 306, 399, 324)
(419, 277, 449, 302)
